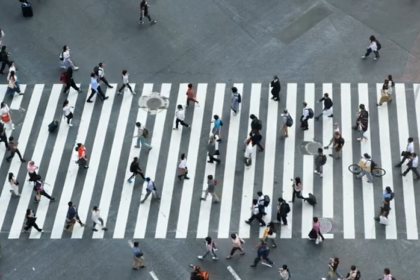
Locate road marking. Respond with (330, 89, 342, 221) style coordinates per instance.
(227, 266, 241, 280)
(149, 271, 159, 280)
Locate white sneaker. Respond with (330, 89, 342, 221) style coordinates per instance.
(68, 124, 73, 127)
(132, 91, 136, 95)
(361, 56, 366, 59)
(12, 124, 15, 130)
(314, 170, 319, 174)
(374, 57, 377, 60)
(319, 174, 323, 178)
(73, 66, 79, 71)
(212, 257, 218, 260)
(197, 256, 203, 260)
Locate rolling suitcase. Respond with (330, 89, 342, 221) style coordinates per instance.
(21, 3, 33, 18)
(306, 193, 317, 206)
(48, 120, 58, 132)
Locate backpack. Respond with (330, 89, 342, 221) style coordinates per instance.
(376, 40, 382, 50)
(60, 72, 67, 84)
(306, 108, 314, 119)
(263, 195, 270, 207)
(321, 155, 327, 165)
(93, 66, 99, 76)
(283, 202, 290, 213)
(198, 271, 209, 280)
(59, 52, 64, 61)
(219, 120, 223, 126)
(286, 114, 293, 127)
(355, 270, 361, 280)
(237, 93, 242, 103)
(142, 128, 149, 138)
(390, 192, 395, 201)
(253, 119, 262, 131)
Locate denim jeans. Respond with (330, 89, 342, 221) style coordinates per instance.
(137, 136, 150, 148)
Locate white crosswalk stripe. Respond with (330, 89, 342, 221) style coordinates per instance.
(0, 82, 419, 240)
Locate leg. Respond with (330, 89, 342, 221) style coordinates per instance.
(255, 214, 266, 226)
(139, 137, 151, 148)
(141, 190, 151, 203)
(365, 170, 373, 182)
(397, 154, 409, 166)
(63, 84, 70, 93)
(211, 248, 218, 259)
(412, 167, 420, 179)
(256, 142, 264, 151)
(252, 257, 260, 266)
(6, 150, 15, 161)
(175, 118, 180, 129)
(15, 149, 24, 162)
(11, 184, 20, 196)
(374, 50, 379, 58)
(208, 154, 214, 163)
(138, 171, 146, 181)
(281, 215, 288, 225)
(180, 120, 189, 128)
(87, 89, 96, 101)
(101, 77, 112, 88)
(247, 214, 256, 223)
(211, 192, 220, 203)
(0, 62, 6, 73)
(32, 222, 42, 232)
(202, 250, 210, 258)
(118, 84, 126, 93)
(76, 214, 84, 226)
(126, 83, 134, 93)
(41, 190, 52, 200)
(364, 48, 372, 57)
(70, 80, 80, 91)
(127, 173, 135, 182)
(98, 86, 106, 100)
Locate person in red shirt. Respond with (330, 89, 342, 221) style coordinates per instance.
(186, 83, 199, 107)
(76, 143, 89, 169)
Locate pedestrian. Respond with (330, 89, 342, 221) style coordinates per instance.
(62, 100, 74, 127)
(315, 93, 333, 120)
(60, 45, 79, 70)
(361, 35, 381, 60)
(189, 265, 209, 280)
(64, 201, 85, 232)
(231, 87, 241, 115)
(245, 199, 266, 226)
(387, 74, 395, 94)
(383, 186, 394, 201)
(262, 222, 277, 248)
(377, 79, 392, 106)
(211, 115, 222, 141)
(197, 236, 218, 260)
(178, 153, 190, 180)
(63, 67, 82, 94)
(354, 103, 369, 141)
(6, 71, 24, 97)
(127, 157, 146, 183)
(0, 45, 11, 74)
(326, 257, 342, 279)
(226, 233, 245, 259)
(207, 136, 221, 164)
(139, 0, 157, 24)
(0, 28, 4, 46)
(289, 177, 305, 203)
(276, 197, 290, 226)
(308, 217, 324, 243)
(374, 197, 391, 225)
(140, 177, 161, 203)
(380, 268, 393, 280)
(280, 109, 292, 138)
(200, 175, 220, 203)
(343, 265, 360, 280)
(95, 63, 113, 88)
(91, 206, 108, 232)
(249, 114, 262, 136)
(76, 143, 89, 169)
(133, 122, 152, 150)
(186, 83, 199, 107)
(87, 73, 108, 103)
(256, 191, 267, 216)
(173, 104, 191, 130)
(314, 148, 327, 178)
(0, 102, 14, 131)
(33, 175, 55, 202)
(324, 123, 340, 149)
(129, 240, 146, 269)
(27, 161, 38, 182)
(7, 61, 16, 81)
(270, 75, 280, 101)
(8, 172, 20, 197)
(0, 124, 8, 149)
(6, 136, 26, 163)
(356, 153, 374, 183)
(23, 209, 42, 233)
(328, 131, 344, 159)
(279, 265, 291, 280)
(117, 70, 135, 95)
(246, 130, 264, 152)
(402, 152, 420, 180)
(395, 137, 414, 167)
(300, 102, 312, 131)
(250, 239, 273, 267)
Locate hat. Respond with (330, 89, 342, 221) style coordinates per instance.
(363, 153, 371, 159)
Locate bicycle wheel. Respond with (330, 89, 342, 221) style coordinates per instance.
(348, 164, 362, 174)
(372, 167, 386, 177)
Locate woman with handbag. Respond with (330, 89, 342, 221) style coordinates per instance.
(308, 217, 324, 243)
(8, 172, 20, 197)
(0, 102, 14, 130)
(377, 79, 392, 106)
(178, 153, 189, 180)
(6, 71, 24, 97)
(23, 209, 42, 233)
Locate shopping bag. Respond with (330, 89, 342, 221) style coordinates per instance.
(379, 215, 389, 225)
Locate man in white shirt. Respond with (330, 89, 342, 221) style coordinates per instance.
(97, 63, 113, 88)
(140, 177, 160, 203)
(402, 152, 420, 180)
(395, 137, 414, 167)
(87, 73, 108, 103)
(300, 102, 310, 131)
(173, 105, 191, 130)
(245, 199, 266, 227)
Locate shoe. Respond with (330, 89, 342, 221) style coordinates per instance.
(374, 57, 377, 60)
(132, 267, 140, 270)
(139, 266, 146, 268)
(319, 174, 323, 178)
(207, 161, 214, 163)
(51, 197, 56, 201)
(78, 89, 82, 93)
(12, 124, 15, 130)
(38, 229, 42, 232)
(328, 114, 333, 118)
(260, 223, 266, 227)
(395, 164, 401, 167)
(303, 127, 308, 131)
(68, 124, 73, 127)
(200, 198, 205, 201)
(87, 100, 93, 103)
(173, 128, 178, 130)
(73, 67, 79, 71)
(245, 220, 250, 225)
(315, 117, 319, 120)
(151, 20, 157, 24)
(92, 228, 98, 232)
(139, 21, 144, 24)
(212, 201, 219, 204)
(104, 96, 109, 100)
(108, 86, 113, 89)
(149, 147, 153, 151)
(19, 93, 24, 95)
(102, 227, 108, 230)
(184, 177, 190, 180)
(197, 256, 203, 260)
(314, 170, 319, 174)
(361, 56, 366, 59)
(178, 176, 182, 181)
(226, 256, 232, 259)
(272, 245, 277, 248)
(127, 179, 133, 183)
(329, 154, 334, 157)
(134, 145, 140, 148)
(84, 165, 89, 169)
(132, 91, 136, 95)
(117, 92, 121, 95)
(250, 265, 256, 268)
(374, 217, 380, 221)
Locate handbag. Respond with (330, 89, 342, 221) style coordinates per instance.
(379, 215, 389, 225)
(1, 113, 10, 123)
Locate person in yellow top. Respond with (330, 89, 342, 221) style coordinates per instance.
(262, 222, 277, 248)
(356, 153, 373, 183)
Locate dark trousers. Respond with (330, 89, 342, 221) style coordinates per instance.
(248, 213, 266, 226)
(40, 190, 52, 200)
(398, 154, 410, 165)
(63, 79, 80, 93)
(301, 118, 308, 129)
(175, 118, 189, 129)
(271, 91, 279, 99)
(403, 166, 420, 179)
(128, 171, 145, 181)
(140, 13, 152, 21)
(253, 141, 264, 151)
(186, 98, 198, 106)
(0, 61, 11, 73)
(292, 190, 304, 202)
(229, 247, 244, 256)
(65, 112, 73, 124)
(66, 215, 84, 229)
(118, 83, 133, 93)
(87, 87, 106, 101)
(93, 217, 104, 228)
(100, 77, 112, 88)
(253, 256, 273, 266)
(24, 222, 41, 231)
(7, 148, 24, 161)
(364, 48, 379, 58)
(277, 213, 288, 225)
(208, 154, 221, 163)
(0, 133, 8, 149)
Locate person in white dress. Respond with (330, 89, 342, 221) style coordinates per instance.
(62, 100, 74, 127)
(178, 153, 189, 180)
(0, 102, 14, 130)
(8, 172, 20, 197)
(91, 206, 107, 232)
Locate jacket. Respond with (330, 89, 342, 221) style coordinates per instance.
(319, 97, 333, 109)
(271, 79, 280, 95)
(278, 202, 289, 216)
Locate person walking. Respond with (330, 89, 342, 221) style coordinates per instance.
(280, 109, 292, 138)
(308, 217, 324, 243)
(0, 124, 9, 149)
(380, 268, 394, 280)
(245, 199, 266, 226)
(279, 265, 291, 280)
(6, 136, 26, 163)
(7, 61, 17, 82)
(395, 137, 414, 167)
(277, 197, 290, 225)
(328, 131, 344, 159)
(0, 102, 14, 131)
(383, 186, 394, 201)
(22, 209, 42, 233)
(326, 257, 342, 279)
(355, 104, 369, 142)
(402, 152, 420, 180)
(256, 191, 267, 216)
(140, 177, 161, 203)
(33, 176, 55, 202)
(0, 45, 11, 74)
(127, 157, 146, 183)
(95, 63, 113, 88)
(27, 161, 38, 182)
(270, 76, 280, 101)
(62, 100, 74, 127)
(61, 45, 79, 70)
(91, 206, 108, 232)
(211, 115, 222, 141)
(8, 172, 20, 197)
(173, 105, 191, 130)
(231, 87, 241, 115)
(226, 233, 245, 259)
(207, 136, 220, 164)
(324, 123, 340, 149)
(374, 197, 391, 225)
(76, 143, 89, 169)
(64, 201, 85, 232)
(356, 153, 374, 183)
(361, 35, 381, 60)
(200, 175, 220, 203)
(343, 265, 359, 280)
(6, 71, 24, 97)
(262, 222, 277, 248)
(186, 83, 199, 107)
(250, 240, 273, 267)
(315, 93, 333, 120)
(300, 102, 312, 131)
(178, 153, 190, 180)
(289, 177, 305, 203)
(314, 148, 327, 178)
(62, 67, 82, 94)
(87, 73, 108, 103)
(387, 74, 395, 94)
(117, 70, 135, 95)
(197, 236, 218, 260)
(133, 122, 152, 150)
(250, 114, 262, 136)
(129, 240, 146, 269)
(377, 79, 392, 106)
(139, 0, 157, 24)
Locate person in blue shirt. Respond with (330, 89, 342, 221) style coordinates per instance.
(383, 186, 394, 200)
(251, 239, 273, 267)
(64, 201, 85, 231)
(87, 73, 108, 103)
(130, 240, 145, 270)
(211, 115, 222, 141)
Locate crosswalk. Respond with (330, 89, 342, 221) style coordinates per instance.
(0, 82, 420, 240)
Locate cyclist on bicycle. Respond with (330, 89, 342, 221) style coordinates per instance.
(356, 153, 374, 183)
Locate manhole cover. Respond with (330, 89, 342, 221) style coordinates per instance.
(304, 141, 323, 155)
(138, 92, 170, 115)
(319, 217, 332, 234)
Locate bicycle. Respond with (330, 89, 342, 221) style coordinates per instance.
(348, 164, 386, 177)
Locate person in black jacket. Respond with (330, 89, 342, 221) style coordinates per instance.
(270, 76, 280, 101)
(139, 0, 157, 25)
(0, 45, 11, 75)
(315, 93, 333, 120)
(23, 209, 42, 233)
(277, 197, 289, 225)
(63, 67, 82, 94)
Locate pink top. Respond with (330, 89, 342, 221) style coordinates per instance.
(27, 163, 37, 173)
(312, 221, 320, 234)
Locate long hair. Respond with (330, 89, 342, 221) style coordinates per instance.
(63, 100, 69, 108)
(8, 172, 13, 181)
